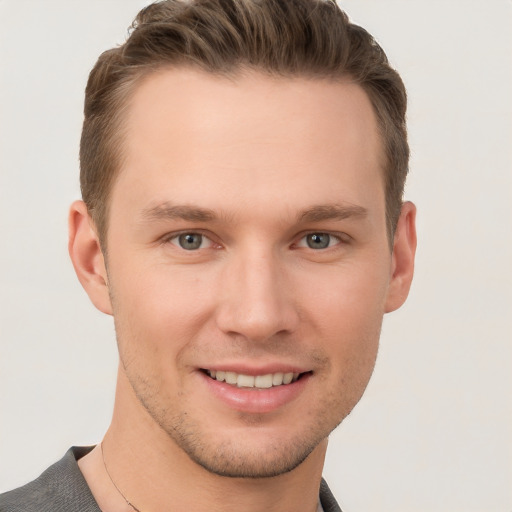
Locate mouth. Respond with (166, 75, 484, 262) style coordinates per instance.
(201, 369, 309, 389)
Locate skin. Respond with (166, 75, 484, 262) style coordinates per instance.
(69, 68, 416, 512)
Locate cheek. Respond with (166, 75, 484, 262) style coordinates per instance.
(312, 294, 382, 419)
(299, 262, 387, 375)
(300, 258, 390, 327)
(108, 262, 216, 369)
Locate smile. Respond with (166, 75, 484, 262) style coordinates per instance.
(204, 369, 302, 389)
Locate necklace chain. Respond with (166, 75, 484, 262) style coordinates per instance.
(100, 442, 143, 512)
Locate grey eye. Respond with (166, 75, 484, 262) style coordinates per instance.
(178, 233, 204, 250)
(306, 233, 331, 249)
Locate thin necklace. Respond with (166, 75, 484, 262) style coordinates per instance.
(100, 442, 143, 512)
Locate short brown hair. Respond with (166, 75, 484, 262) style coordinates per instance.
(80, 0, 408, 245)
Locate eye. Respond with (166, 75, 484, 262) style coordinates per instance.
(296, 233, 341, 250)
(170, 232, 212, 250)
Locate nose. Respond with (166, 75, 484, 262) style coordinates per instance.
(215, 248, 300, 343)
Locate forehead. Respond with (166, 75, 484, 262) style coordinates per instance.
(113, 68, 384, 222)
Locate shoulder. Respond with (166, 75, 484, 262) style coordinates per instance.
(319, 478, 343, 512)
(0, 447, 100, 512)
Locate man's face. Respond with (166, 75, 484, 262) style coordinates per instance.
(104, 69, 396, 477)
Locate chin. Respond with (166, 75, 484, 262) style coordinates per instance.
(149, 404, 340, 479)
(172, 429, 325, 479)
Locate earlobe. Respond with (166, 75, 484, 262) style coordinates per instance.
(68, 200, 113, 315)
(384, 201, 417, 313)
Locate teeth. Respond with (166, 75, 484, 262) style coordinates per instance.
(254, 374, 273, 388)
(225, 371, 238, 385)
(272, 372, 284, 386)
(237, 374, 255, 388)
(207, 370, 301, 388)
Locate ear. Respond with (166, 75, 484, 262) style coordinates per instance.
(68, 200, 113, 315)
(384, 201, 417, 313)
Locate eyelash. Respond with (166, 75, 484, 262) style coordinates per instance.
(162, 231, 217, 251)
(161, 230, 349, 252)
(294, 232, 345, 250)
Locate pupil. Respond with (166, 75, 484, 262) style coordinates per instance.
(179, 233, 202, 250)
(307, 233, 329, 249)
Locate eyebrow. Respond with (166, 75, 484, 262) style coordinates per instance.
(297, 204, 368, 223)
(140, 203, 217, 223)
(139, 201, 368, 224)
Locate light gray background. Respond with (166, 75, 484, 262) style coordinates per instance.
(1, 1, 511, 511)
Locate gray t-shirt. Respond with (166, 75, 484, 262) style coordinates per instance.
(0, 447, 342, 512)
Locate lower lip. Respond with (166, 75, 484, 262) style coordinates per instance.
(200, 372, 311, 414)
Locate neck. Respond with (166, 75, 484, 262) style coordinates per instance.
(80, 365, 327, 512)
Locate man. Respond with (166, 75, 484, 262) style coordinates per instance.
(0, 0, 416, 511)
